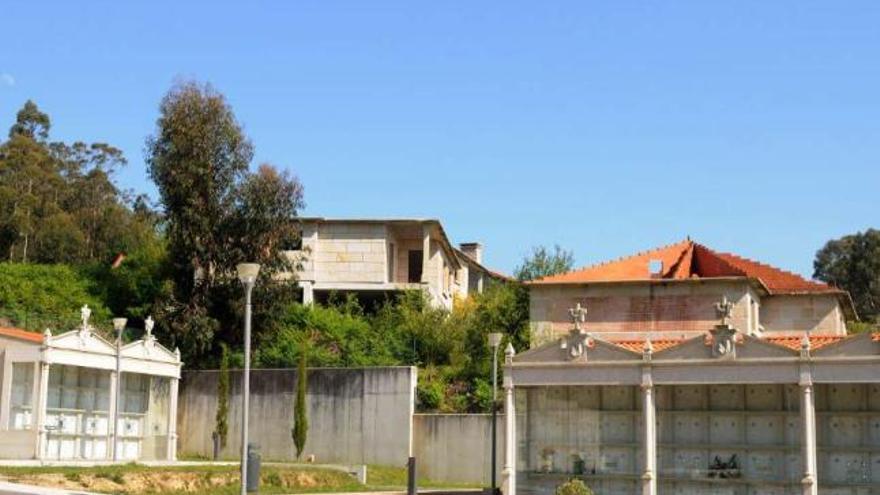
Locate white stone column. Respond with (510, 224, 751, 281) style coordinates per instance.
(34, 362, 51, 460)
(501, 344, 516, 495)
(421, 224, 431, 284)
(108, 371, 118, 461)
(641, 361, 657, 495)
(167, 377, 179, 461)
(800, 381, 818, 495)
(799, 338, 818, 495)
(301, 281, 314, 306)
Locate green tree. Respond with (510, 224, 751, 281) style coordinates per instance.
(292, 350, 309, 459)
(0, 101, 157, 265)
(514, 244, 575, 281)
(145, 80, 305, 364)
(146, 80, 253, 297)
(9, 100, 50, 140)
(814, 228, 880, 323)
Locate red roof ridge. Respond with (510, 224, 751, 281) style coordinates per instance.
(533, 239, 692, 283)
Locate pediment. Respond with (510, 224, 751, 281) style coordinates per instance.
(652, 334, 713, 360)
(514, 335, 641, 364)
(121, 338, 179, 363)
(812, 332, 880, 358)
(736, 335, 798, 359)
(49, 328, 116, 354)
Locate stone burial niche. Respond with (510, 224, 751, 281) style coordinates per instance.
(503, 306, 880, 495)
(0, 307, 182, 461)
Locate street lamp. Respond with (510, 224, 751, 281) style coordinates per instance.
(237, 263, 260, 495)
(111, 317, 127, 461)
(487, 332, 503, 495)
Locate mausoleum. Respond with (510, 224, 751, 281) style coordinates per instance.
(0, 307, 182, 461)
(502, 240, 878, 495)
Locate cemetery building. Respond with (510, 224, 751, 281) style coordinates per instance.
(0, 307, 182, 461)
(284, 218, 507, 309)
(502, 239, 878, 495)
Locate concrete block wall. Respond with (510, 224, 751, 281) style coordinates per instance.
(761, 294, 846, 336)
(314, 224, 388, 284)
(529, 281, 754, 345)
(177, 367, 416, 466)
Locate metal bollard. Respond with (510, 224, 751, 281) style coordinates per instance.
(246, 443, 261, 492)
(407, 457, 416, 495)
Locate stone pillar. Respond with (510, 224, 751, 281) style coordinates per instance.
(301, 281, 314, 306)
(501, 344, 516, 495)
(800, 381, 818, 495)
(167, 377, 179, 461)
(34, 362, 51, 459)
(421, 224, 431, 285)
(641, 364, 657, 495)
(108, 371, 118, 460)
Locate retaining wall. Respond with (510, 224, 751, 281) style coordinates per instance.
(177, 367, 416, 466)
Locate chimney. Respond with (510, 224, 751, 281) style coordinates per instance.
(459, 242, 483, 264)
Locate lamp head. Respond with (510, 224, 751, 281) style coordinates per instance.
(112, 318, 127, 333)
(487, 332, 503, 348)
(236, 263, 261, 285)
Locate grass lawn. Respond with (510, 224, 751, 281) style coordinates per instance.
(0, 463, 478, 494)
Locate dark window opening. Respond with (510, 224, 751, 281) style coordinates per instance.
(408, 250, 423, 283)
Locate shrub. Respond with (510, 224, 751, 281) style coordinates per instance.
(555, 478, 593, 495)
(0, 262, 110, 331)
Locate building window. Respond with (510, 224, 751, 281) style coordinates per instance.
(10, 363, 34, 430)
(408, 250, 423, 283)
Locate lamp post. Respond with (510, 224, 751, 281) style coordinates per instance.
(237, 263, 260, 495)
(111, 317, 127, 462)
(487, 332, 502, 495)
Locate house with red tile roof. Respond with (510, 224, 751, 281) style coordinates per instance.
(526, 239, 855, 346)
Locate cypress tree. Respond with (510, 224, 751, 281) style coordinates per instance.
(215, 344, 230, 448)
(292, 350, 308, 459)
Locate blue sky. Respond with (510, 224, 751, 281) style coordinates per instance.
(1, 1, 878, 277)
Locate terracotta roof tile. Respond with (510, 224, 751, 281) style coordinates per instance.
(612, 338, 685, 353)
(608, 334, 848, 354)
(531, 239, 841, 296)
(764, 335, 846, 351)
(0, 327, 44, 344)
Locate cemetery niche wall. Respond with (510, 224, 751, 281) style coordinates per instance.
(502, 304, 880, 495)
(0, 307, 181, 461)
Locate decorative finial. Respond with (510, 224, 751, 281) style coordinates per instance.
(714, 296, 734, 326)
(568, 303, 588, 331)
(174, 347, 181, 360)
(43, 328, 52, 339)
(505, 342, 515, 364)
(144, 315, 155, 337)
(80, 304, 92, 329)
(643, 337, 653, 354)
(800, 332, 811, 358)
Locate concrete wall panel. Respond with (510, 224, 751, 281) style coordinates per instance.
(177, 367, 415, 466)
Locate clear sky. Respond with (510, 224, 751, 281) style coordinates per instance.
(1, 1, 878, 277)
